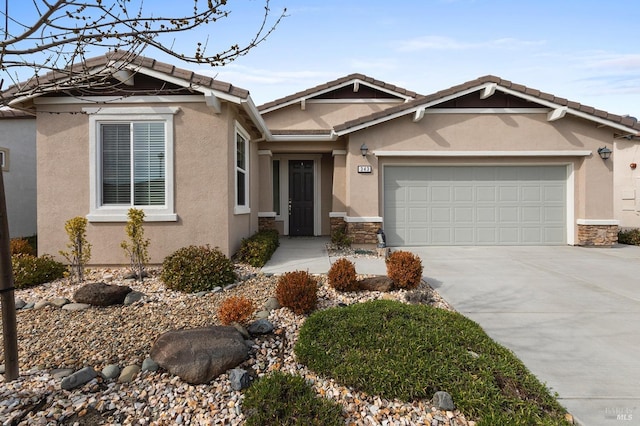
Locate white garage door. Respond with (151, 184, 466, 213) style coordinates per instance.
(384, 166, 567, 246)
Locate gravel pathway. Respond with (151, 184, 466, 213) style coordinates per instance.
(0, 266, 475, 425)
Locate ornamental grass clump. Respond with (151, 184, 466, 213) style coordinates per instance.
(217, 296, 256, 325)
(386, 250, 423, 290)
(275, 270, 318, 315)
(327, 257, 358, 292)
(161, 245, 237, 293)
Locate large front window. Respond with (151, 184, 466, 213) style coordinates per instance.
(101, 122, 166, 206)
(87, 106, 177, 222)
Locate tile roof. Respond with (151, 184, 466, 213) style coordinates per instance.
(0, 108, 35, 119)
(3, 50, 250, 102)
(257, 73, 420, 112)
(333, 75, 640, 134)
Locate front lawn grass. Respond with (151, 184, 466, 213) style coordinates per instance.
(294, 299, 570, 425)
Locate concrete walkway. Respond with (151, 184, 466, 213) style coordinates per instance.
(408, 245, 640, 426)
(261, 237, 387, 275)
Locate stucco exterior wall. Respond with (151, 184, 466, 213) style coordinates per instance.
(0, 117, 37, 238)
(343, 113, 616, 245)
(262, 102, 401, 130)
(614, 139, 640, 229)
(37, 101, 241, 265)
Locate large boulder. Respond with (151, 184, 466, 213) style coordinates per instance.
(150, 326, 249, 384)
(358, 276, 393, 292)
(73, 282, 132, 306)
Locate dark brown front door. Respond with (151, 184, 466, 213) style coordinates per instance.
(289, 160, 314, 236)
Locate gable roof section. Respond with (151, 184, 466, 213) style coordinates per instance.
(333, 75, 640, 136)
(258, 73, 420, 114)
(4, 51, 271, 139)
(0, 108, 34, 119)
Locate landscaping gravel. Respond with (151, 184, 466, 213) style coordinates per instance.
(0, 266, 474, 425)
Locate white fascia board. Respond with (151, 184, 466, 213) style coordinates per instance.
(34, 95, 205, 105)
(422, 108, 549, 114)
(241, 97, 273, 141)
(344, 216, 383, 223)
(480, 82, 497, 99)
(576, 219, 620, 225)
(329, 211, 347, 218)
(373, 150, 592, 157)
(496, 86, 639, 134)
(269, 131, 338, 142)
(260, 79, 415, 114)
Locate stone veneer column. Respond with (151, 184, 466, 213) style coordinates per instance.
(576, 220, 619, 247)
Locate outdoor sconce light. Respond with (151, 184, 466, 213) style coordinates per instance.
(360, 143, 369, 157)
(597, 146, 612, 160)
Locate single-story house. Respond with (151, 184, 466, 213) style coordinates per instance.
(6, 52, 640, 264)
(0, 109, 37, 238)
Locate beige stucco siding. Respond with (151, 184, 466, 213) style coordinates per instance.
(37, 101, 243, 265)
(262, 102, 401, 131)
(614, 140, 640, 228)
(343, 113, 616, 244)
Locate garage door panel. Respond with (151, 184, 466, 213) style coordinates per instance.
(384, 166, 566, 246)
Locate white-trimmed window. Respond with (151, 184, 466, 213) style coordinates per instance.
(234, 123, 250, 214)
(86, 107, 178, 222)
(0, 148, 8, 171)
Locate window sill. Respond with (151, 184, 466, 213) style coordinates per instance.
(234, 206, 251, 215)
(87, 213, 178, 223)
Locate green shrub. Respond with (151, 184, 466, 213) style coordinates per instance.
(121, 208, 150, 281)
(237, 229, 280, 267)
(275, 270, 318, 315)
(385, 250, 423, 289)
(10, 238, 36, 256)
(618, 228, 640, 245)
(59, 216, 92, 283)
(294, 300, 569, 424)
(243, 371, 343, 426)
(161, 245, 236, 293)
(327, 257, 358, 292)
(12, 254, 67, 289)
(330, 224, 352, 248)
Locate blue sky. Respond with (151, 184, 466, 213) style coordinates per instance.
(6, 0, 640, 119)
(175, 0, 640, 119)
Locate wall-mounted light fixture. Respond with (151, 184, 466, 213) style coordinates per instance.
(360, 143, 369, 157)
(597, 146, 612, 160)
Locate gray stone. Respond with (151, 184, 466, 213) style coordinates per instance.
(255, 310, 269, 320)
(432, 391, 455, 411)
(102, 274, 114, 282)
(193, 291, 210, 298)
(212, 287, 223, 293)
(15, 299, 26, 310)
(34, 300, 52, 310)
(0, 364, 4, 374)
(101, 364, 120, 379)
(118, 365, 140, 383)
(51, 368, 75, 380)
(73, 282, 132, 306)
(231, 323, 250, 340)
(62, 303, 91, 312)
(247, 319, 274, 336)
(22, 302, 35, 310)
(61, 367, 98, 390)
(150, 326, 249, 384)
(124, 291, 144, 305)
(264, 297, 280, 311)
(51, 297, 70, 308)
(358, 276, 393, 292)
(229, 368, 251, 391)
(223, 283, 237, 291)
(142, 357, 159, 372)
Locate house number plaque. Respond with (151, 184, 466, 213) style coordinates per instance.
(357, 165, 372, 174)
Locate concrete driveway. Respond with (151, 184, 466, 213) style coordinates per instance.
(406, 245, 640, 425)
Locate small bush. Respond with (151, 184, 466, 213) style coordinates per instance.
(618, 228, 640, 245)
(237, 229, 280, 267)
(327, 258, 358, 292)
(59, 216, 92, 283)
(161, 245, 237, 293)
(276, 270, 318, 315)
(10, 238, 35, 256)
(330, 224, 352, 248)
(386, 250, 423, 290)
(243, 370, 343, 426)
(217, 296, 256, 325)
(12, 254, 66, 289)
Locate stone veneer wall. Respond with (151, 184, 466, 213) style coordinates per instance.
(577, 224, 618, 247)
(330, 216, 346, 234)
(346, 222, 380, 245)
(258, 217, 276, 231)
